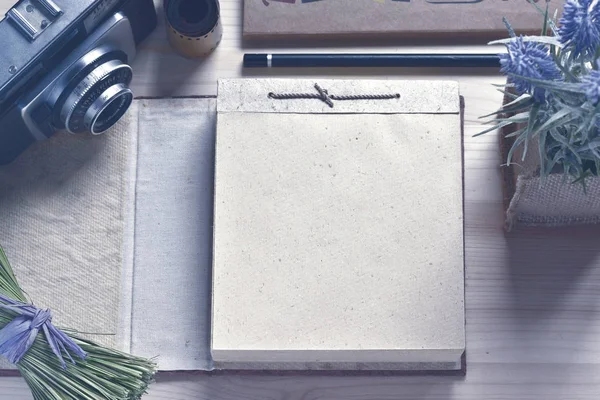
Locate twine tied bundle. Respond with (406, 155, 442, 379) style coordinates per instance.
(0, 246, 157, 400)
(0, 296, 86, 368)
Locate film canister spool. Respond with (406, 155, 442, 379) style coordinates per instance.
(165, 0, 223, 58)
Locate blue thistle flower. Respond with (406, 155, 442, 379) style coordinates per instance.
(499, 36, 562, 101)
(582, 69, 600, 103)
(559, 0, 600, 58)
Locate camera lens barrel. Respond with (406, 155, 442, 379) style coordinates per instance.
(86, 83, 133, 135)
(60, 59, 133, 135)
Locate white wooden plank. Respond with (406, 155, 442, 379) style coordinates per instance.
(2, 0, 600, 399)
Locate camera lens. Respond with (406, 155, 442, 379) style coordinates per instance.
(60, 58, 133, 135)
(85, 83, 133, 135)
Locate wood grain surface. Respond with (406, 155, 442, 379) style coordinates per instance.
(2, 1, 600, 399)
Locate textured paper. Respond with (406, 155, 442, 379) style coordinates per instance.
(212, 79, 465, 369)
(218, 79, 459, 114)
(0, 113, 137, 368)
(243, 0, 564, 40)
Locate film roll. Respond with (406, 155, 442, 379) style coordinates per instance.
(165, 0, 223, 58)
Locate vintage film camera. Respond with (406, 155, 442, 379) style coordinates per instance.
(0, 0, 157, 164)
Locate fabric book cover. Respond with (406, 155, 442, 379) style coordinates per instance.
(243, 0, 563, 40)
(1, 80, 465, 372)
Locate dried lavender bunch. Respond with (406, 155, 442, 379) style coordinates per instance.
(0, 247, 157, 400)
(478, 0, 600, 185)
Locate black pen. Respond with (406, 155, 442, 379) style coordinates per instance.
(244, 53, 501, 68)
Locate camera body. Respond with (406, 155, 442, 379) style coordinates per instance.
(0, 0, 157, 165)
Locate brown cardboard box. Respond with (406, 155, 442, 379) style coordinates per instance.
(243, 0, 563, 41)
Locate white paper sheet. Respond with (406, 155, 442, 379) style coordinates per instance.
(212, 79, 465, 369)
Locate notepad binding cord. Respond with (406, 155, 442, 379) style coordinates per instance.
(268, 83, 401, 108)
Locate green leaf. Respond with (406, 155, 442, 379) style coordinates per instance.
(507, 132, 529, 165)
(549, 127, 570, 145)
(498, 89, 519, 99)
(522, 103, 541, 160)
(594, 47, 600, 69)
(553, 51, 577, 81)
(586, 139, 600, 151)
(482, 112, 530, 126)
(502, 111, 531, 120)
(531, 107, 580, 138)
(568, 143, 583, 164)
(489, 36, 562, 47)
(580, 102, 600, 140)
(480, 101, 533, 119)
(474, 120, 520, 137)
(0, 247, 27, 303)
(480, 106, 532, 120)
(522, 137, 530, 161)
(571, 171, 591, 191)
(527, 0, 559, 35)
(538, 129, 549, 178)
(505, 127, 527, 138)
(503, 93, 533, 108)
(546, 147, 564, 174)
(541, 2, 549, 36)
(503, 16, 516, 38)
(507, 74, 586, 94)
(526, 103, 541, 136)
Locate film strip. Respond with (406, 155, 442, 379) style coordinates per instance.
(164, 0, 223, 58)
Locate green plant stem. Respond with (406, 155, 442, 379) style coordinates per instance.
(0, 247, 157, 400)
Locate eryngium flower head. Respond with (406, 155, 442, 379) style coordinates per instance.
(499, 36, 562, 101)
(582, 69, 600, 104)
(559, 0, 600, 58)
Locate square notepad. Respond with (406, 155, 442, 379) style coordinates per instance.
(212, 79, 465, 370)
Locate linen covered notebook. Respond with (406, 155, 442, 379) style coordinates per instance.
(0, 81, 464, 373)
(243, 0, 563, 40)
(212, 79, 466, 370)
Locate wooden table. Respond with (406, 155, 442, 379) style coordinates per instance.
(3, 1, 600, 399)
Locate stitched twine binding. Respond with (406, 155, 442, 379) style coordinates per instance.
(0, 294, 87, 369)
(268, 83, 401, 108)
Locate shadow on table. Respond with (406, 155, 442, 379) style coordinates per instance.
(131, 3, 210, 97)
(145, 51, 210, 97)
(241, 66, 497, 79)
(240, 32, 504, 49)
(505, 225, 600, 321)
(154, 370, 464, 400)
